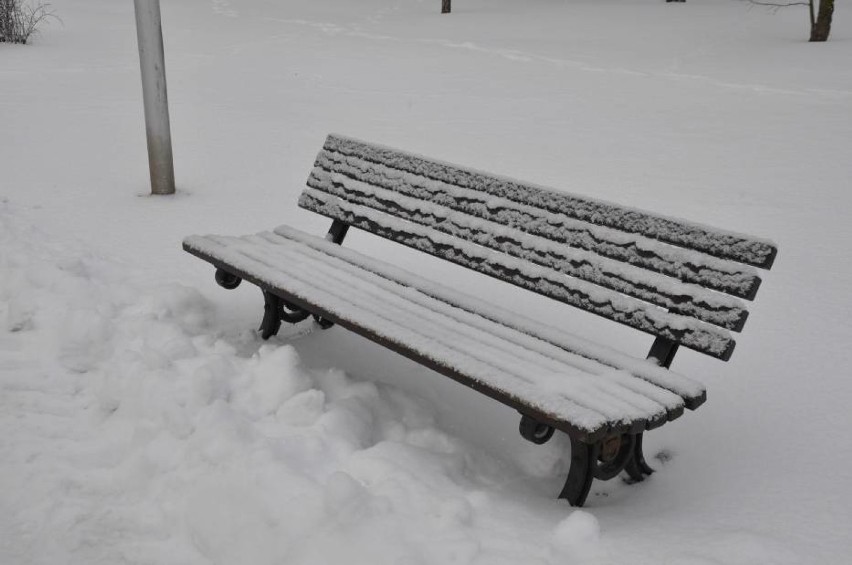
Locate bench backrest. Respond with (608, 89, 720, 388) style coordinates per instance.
(299, 134, 777, 361)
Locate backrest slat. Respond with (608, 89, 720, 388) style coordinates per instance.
(300, 134, 778, 361)
(323, 134, 778, 270)
(299, 188, 736, 360)
(314, 147, 763, 300)
(308, 167, 748, 332)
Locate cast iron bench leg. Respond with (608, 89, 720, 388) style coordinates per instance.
(615, 336, 678, 483)
(557, 433, 640, 506)
(520, 410, 647, 506)
(624, 432, 654, 482)
(260, 291, 283, 340)
(259, 291, 313, 339)
(559, 437, 598, 507)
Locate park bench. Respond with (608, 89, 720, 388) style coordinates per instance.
(183, 134, 777, 506)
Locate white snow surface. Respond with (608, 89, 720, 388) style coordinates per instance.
(2, 0, 852, 564)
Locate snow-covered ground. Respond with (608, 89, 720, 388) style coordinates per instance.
(2, 0, 852, 563)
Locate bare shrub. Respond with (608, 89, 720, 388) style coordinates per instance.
(0, 0, 58, 45)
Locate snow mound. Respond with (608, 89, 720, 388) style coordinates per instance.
(552, 510, 601, 560)
(0, 207, 575, 563)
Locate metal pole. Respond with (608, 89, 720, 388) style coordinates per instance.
(134, 0, 175, 195)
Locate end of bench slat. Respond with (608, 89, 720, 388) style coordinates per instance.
(718, 340, 735, 362)
(741, 276, 761, 302)
(684, 390, 708, 411)
(732, 310, 749, 333)
(664, 404, 685, 423)
(761, 245, 778, 270)
(644, 411, 671, 431)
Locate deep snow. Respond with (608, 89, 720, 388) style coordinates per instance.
(2, 0, 852, 563)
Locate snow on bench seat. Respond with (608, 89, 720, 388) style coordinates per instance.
(183, 227, 707, 442)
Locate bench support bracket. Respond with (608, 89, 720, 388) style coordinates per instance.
(215, 268, 242, 290)
(326, 219, 350, 245)
(257, 219, 351, 337)
(260, 291, 284, 340)
(551, 337, 682, 505)
(557, 432, 639, 506)
(519, 414, 555, 444)
(647, 336, 680, 369)
(259, 291, 312, 339)
(559, 436, 598, 506)
(624, 432, 654, 482)
(620, 336, 679, 483)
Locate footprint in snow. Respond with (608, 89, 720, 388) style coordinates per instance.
(654, 448, 674, 464)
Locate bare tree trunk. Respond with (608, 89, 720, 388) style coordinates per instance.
(0, 0, 13, 42)
(810, 0, 834, 41)
(442, 0, 451, 14)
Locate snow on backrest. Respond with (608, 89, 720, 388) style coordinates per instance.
(296, 134, 778, 360)
(317, 134, 777, 270)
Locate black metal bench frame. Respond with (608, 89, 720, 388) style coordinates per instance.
(185, 135, 776, 506)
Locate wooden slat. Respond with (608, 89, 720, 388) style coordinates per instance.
(322, 134, 778, 270)
(308, 166, 748, 331)
(313, 148, 764, 301)
(185, 236, 646, 440)
(184, 230, 706, 441)
(272, 224, 706, 408)
(258, 234, 679, 425)
(299, 189, 736, 360)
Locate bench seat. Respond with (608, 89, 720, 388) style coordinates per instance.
(185, 225, 706, 443)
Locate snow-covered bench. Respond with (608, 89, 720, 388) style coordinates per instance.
(183, 134, 777, 506)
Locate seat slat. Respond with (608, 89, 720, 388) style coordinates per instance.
(314, 148, 763, 300)
(323, 134, 778, 270)
(255, 230, 685, 422)
(272, 224, 705, 407)
(184, 229, 707, 439)
(185, 234, 636, 438)
(308, 166, 748, 331)
(299, 188, 736, 360)
(248, 233, 677, 425)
